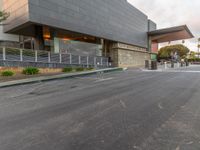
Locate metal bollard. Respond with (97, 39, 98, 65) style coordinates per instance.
(171, 62, 174, 68)
(164, 62, 167, 69)
(177, 62, 180, 68)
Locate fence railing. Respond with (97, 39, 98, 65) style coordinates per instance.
(0, 47, 109, 67)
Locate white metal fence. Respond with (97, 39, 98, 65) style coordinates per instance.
(0, 47, 109, 67)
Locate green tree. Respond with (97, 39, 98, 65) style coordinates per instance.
(158, 44, 190, 60)
(189, 51, 196, 59)
(0, 11, 9, 24)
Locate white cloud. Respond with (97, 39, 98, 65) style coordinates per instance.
(128, 0, 200, 51)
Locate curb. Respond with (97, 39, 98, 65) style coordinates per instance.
(0, 68, 123, 88)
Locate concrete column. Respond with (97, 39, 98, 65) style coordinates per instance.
(54, 38, 60, 54)
(148, 36, 152, 52)
(34, 26, 45, 50)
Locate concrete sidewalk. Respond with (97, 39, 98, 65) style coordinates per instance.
(141, 65, 200, 73)
(0, 68, 123, 88)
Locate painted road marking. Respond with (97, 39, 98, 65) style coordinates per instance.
(158, 103, 164, 109)
(120, 100, 127, 108)
(94, 77, 113, 83)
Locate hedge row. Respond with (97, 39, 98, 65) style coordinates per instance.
(1, 67, 94, 77)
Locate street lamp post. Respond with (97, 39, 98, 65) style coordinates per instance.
(198, 38, 200, 58)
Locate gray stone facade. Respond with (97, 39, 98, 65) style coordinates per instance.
(109, 43, 151, 67)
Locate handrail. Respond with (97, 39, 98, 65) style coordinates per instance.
(0, 46, 109, 67)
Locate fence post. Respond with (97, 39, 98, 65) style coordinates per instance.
(59, 53, 62, 63)
(35, 50, 38, 62)
(94, 57, 96, 67)
(20, 49, 23, 61)
(48, 52, 51, 63)
(69, 54, 72, 64)
(3, 47, 6, 61)
(107, 58, 109, 67)
(101, 57, 103, 66)
(87, 56, 89, 68)
(79, 56, 81, 65)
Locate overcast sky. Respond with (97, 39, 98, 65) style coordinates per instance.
(128, 0, 199, 51)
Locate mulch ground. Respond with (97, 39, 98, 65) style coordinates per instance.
(0, 73, 63, 83)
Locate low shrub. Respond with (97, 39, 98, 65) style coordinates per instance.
(63, 67, 73, 73)
(1, 70, 15, 77)
(23, 67, 39, 75)
(188, 58, 200, 62)
(75, 67, 85, 72)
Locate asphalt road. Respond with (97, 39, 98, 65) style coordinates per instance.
(1, 66, 200, 150)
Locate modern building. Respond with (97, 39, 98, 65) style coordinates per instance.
(0, 0, 20, 47)
(1, 0, 194, 67)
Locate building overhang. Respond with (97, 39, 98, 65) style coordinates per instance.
(148, 25, 194, 43)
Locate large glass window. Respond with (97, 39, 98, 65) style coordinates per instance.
(42, 26, 103, 56)
(56, 39, 102, 56)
